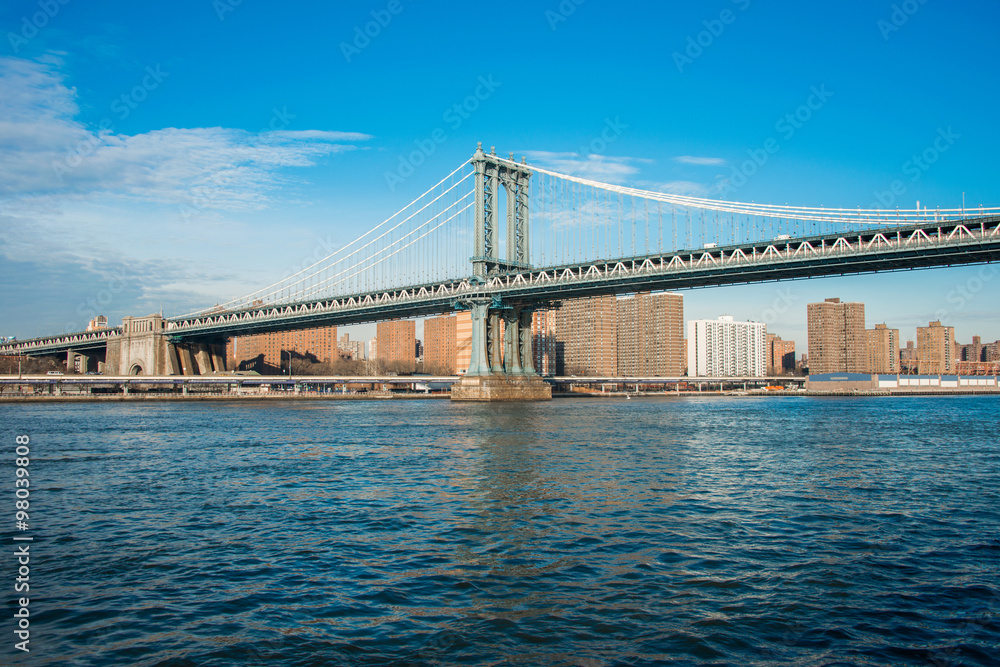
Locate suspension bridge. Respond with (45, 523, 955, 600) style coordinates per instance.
(4, 143, 999, 399)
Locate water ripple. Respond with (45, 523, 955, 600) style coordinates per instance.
(1, 396, 998, 665)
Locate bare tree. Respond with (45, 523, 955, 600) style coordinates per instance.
(0, 355, 63, 374)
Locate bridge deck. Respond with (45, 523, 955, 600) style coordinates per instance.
(3, 216, 998, 356)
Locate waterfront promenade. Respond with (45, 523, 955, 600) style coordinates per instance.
(2, 373, 997, 401)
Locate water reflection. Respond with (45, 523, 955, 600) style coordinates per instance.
(1, 397, 998, 666)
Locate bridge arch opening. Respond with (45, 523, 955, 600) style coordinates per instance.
(128, 363, 144, 376)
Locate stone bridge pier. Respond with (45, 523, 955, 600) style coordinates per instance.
(450, 300, 551, 401)
(104, 314, 225, 375)
(66, 349, 95, 374)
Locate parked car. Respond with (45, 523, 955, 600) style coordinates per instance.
(46, 371, 64, 376)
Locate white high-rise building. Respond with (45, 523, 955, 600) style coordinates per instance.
(687, 316, 767, 377)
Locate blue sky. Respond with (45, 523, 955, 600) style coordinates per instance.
(1, 0, 998, 350)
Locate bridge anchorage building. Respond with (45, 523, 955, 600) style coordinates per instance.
(3, 142, 1000, 401)
(107, 314, 226, 376)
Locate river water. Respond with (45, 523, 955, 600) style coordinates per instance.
(2, 396, 998, 665)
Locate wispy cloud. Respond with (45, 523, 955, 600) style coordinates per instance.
(0, 55, 373, 329)
(0, 56, 372, 207)
(524, 150, 651, 183)
(674, 155, 727, 166)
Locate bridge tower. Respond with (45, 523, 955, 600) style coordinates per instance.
(471, 143, 531, 278)
(452, 144, 551, 401)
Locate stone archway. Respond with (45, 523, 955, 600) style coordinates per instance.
(128, 363, 144, 376)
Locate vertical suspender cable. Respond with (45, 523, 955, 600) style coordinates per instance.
(631, 196, 636, 257)
(644, 197, 650, 256)
(658, 201, 663, 254)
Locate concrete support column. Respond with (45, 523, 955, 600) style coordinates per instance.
(194, 345, 211, 375)
(166, 345, 182, 375)
(173, 346, 186, 375)
(503, 309, 524, 375)
(210, 345, 226, 373)
(487, 311, 503, 373)
(179, 346, 197, 376)
(518, 308, 536, 375)
(466, 302, 491, 376)
(67, 349, 76, 373)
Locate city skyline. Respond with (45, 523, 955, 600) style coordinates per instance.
(3, 275, 996, 358)
(143, 293, 999, 377)
(1, 2, 999, 342)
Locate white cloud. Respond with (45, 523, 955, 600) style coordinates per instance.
(523, 150, 650, 183)
(674, 155, 727, 166)
(0, 56, 372, 207)
(0, 56, 373, 326)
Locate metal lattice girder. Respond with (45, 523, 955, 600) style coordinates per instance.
(4, 216, 999, 358)
(471, 145, 532, 277)
(516, 168, 529, 265)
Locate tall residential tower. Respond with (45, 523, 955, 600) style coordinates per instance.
(806, 298, 867, 374)
(687, 316, 767, 377)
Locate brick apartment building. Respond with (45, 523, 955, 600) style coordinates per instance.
(916, 320, 955, 374)
(375, 319, 416, 366)
(807, 298, 867, 374)
(867, 323, 900, 374)
(616, 292, 685, 376)
(228, 325, 339, 373)
(767, 333, 796, 375)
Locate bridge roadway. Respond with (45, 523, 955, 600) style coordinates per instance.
(160, 216, 1000, 341)
(2, 216, 999, 356)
